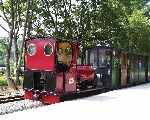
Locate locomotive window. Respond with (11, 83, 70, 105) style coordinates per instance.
(44, 43, 53, 55)
(27, 43, 36, 56)
(58, 48, 63, 54)
(65, 48, 72, 56)
(57, 42, 72, 65)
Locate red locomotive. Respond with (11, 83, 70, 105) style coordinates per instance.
(24, 37, 97, 104)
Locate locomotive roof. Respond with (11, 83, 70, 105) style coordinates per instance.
(25, 36, 79, 44)
(25, 36, 56, 41)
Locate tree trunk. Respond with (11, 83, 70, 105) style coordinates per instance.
(15, 0, 31, 85)
(14, 38, 20, 84)
(5, 0, 18, 90)
(5, 38, 18, 90)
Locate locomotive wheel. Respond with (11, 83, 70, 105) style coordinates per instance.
(77, 79, 97, 91)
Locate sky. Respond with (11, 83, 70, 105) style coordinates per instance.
(0, 18, 9, 37)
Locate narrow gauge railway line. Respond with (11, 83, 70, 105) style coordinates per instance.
(0, 95, 24, 104)
(0, 83, 147, 115)
(0, 99, 43, 115)
(0, 88, 106, 115)
(60, 87, 107, 101)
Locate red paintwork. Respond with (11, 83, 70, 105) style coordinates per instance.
(25, 37, 56, 71)
(24, 90, 33, 100)
(65, 66, 77, 92)
(24, 89, 60, 104)
(56, 70, 78, 94)
(71, 42, 79, 65)
(77, 65, 95, 81)
(41, 95, 60, 104)
(62, 42, 79, 93)
(56, 72, 64, 93)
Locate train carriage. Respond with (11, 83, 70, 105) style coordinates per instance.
(128, 54, 147, 85)
(81, 47, 112, 89)
(81, 46, 149, 89)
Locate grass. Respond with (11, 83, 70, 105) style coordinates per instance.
(0, 79, 7, 86)
(0, 75, 7, 86)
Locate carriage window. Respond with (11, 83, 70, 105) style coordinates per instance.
(98, 49, 111, 67)
(89, 49, 97, 66)
(139, 61, 142, 69)
(82, 50, 88, 64)
(77, 57, 82, 64)
(44, 43, 53, 55)
(139, 59, 144, 70)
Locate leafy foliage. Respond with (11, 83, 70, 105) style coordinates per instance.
(128, 9, 150, 54)
(0, 0, 150, 68)
(27, 0, 150, 56)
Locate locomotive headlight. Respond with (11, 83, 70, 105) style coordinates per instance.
(44, 43, 53, 56)
(27, 44, 36, 56)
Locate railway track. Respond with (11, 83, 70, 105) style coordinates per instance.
(60, 87, 107, 101)
(0, 95, 24, 104)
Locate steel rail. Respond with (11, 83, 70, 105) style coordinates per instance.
(0, 95, 24, 104)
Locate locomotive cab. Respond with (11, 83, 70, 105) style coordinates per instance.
(56, 42, 73, 72)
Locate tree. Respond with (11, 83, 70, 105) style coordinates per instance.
(32, 0, 150, 54)
(144, 3, 150, 19)
(0, 0, 32, 89)
(127, 9, 150, 55)
(0, 37, 7, 65)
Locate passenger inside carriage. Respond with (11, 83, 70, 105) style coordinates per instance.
(57, 42, 72, 72)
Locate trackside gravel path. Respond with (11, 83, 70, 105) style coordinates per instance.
(1, 83, 150, 120)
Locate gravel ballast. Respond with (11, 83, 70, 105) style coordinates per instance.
(0, 100, 43, 115)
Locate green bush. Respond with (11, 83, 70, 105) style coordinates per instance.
(0, 74, 7, 86)
(0, 74, 23, 86)
(0, 80, 7, 86)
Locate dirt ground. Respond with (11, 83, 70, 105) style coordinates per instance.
(0, 86, 24, 97)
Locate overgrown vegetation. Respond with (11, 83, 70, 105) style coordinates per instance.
(0, 72, 23, 86)
(0, 73, 7, 86)
(0, 79, 7, 86)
